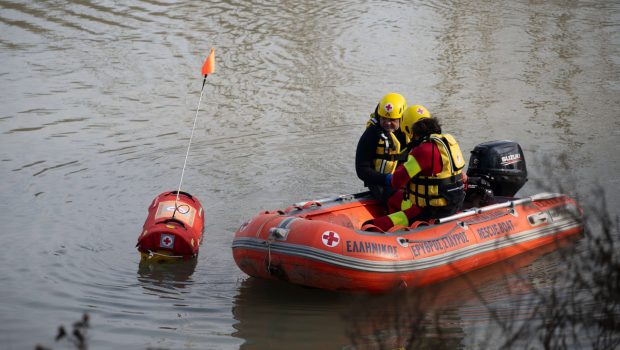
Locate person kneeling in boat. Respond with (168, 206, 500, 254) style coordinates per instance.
(371, 116, 466, 231)
(355, 93, 408, 206)
(383, 104, 431, 213)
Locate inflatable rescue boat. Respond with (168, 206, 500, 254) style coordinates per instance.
(232, 141, 584, 293)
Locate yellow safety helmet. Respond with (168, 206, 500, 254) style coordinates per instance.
(401, 105, 431, 139)
(376, 93, 407, 119)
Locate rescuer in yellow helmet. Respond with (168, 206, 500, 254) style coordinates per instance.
(355, 93, 408, 205)
(371, 116, 467, 231)
(373, 104, 432, 213)
(401, 105, 431, 141)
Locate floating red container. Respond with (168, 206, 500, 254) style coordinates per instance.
(137, 191, 204, 261)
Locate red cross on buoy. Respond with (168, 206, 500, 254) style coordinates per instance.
(160, 233, 175, 248)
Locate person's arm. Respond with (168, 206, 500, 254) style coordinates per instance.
(355, 129, 389, 186)
(391, 143, 438, 188)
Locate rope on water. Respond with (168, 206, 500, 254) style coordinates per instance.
(147, 250, 184, 259)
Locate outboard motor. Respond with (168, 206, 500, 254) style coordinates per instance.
(466, 140, 528, 198)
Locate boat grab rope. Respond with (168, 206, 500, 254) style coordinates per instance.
(146, 250, 184, 259)
(259, 216, 284, 273)
(458, 207, 512, 225)
(401, 222, 462, 244)
(437, 192, 562, 224)
(266, 239, 273, 272)
(400, 207, 514, 245)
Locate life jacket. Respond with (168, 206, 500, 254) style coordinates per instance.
(406, 134, 465, 208)
(367, 116, 402, 174)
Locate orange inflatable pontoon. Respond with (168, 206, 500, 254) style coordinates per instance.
(232, 141, 583, 293)
(232, 191, 582, 293)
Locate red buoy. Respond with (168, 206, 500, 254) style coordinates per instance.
(137, 191, 204, 261)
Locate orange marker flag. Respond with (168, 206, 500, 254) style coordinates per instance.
(201, 48, 215, 76)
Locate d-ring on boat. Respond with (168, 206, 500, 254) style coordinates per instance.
(231, 141, 584, 293)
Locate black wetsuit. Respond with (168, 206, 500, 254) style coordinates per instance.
(355, 123, 407, 204)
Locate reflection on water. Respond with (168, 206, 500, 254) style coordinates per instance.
(232, 242, 565, 349)
(232, 278, 352, 350)
(137, 258, 198, 295)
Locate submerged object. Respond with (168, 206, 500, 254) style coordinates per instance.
(231, 141, 583, 293)
(137, 191, 204, 261)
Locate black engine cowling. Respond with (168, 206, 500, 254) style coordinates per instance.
(466, 140, 528, 197)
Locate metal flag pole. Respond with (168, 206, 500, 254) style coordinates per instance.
(173, 48, 215, 217)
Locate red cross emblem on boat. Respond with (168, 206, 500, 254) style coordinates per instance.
(322, 231, 340, 247)
(160, 233, 175, 248)
(384, 103, 393, 113)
